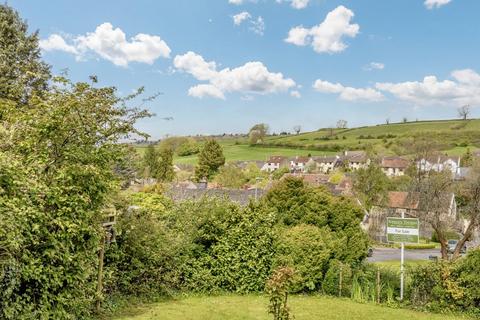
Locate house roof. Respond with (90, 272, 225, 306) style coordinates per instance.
(283, 173, 330, 185)
(387, 191, 419, 209)
(312, 155, 339, 163)
(290, 156, 310, 163)
(267, 156, 288, 164)
(422, 154, 460, 165)
(381, 156, 410, 169)
(342, 150, 367, 163)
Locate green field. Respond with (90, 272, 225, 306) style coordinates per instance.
(134, 119, 480, 165)
(136, 141, 336, 165)
(263, 119, 480, 155)
(110, 295, 470, 320)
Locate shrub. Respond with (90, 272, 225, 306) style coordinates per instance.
(274, 225, 336, 292)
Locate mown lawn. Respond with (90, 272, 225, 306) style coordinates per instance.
(110, 295, 470, 320)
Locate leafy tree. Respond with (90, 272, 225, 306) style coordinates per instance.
(249, 123, 269, 145)
(143, 144, 159, 178)
(266, 266, 295, 320)
(0, 4, 50, 104)
(352, 163, 390, 212)
(176, 137, 199, 156)
(194, 139, 225, 181)
(157, 147, 175, 182)
(0, 77, 149, 318)
(214, 164, 247, 188)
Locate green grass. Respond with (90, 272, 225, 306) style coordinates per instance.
(133, 119, 480, 164)
(109, 295, 470, 320)
(136, 141, 336, 165)
(371, 260, 430, 271)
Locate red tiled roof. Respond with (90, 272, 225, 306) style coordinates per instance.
(381, 156, 409, 169)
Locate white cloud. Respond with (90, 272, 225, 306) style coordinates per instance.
(364, 62, 385, 71)
(40, 23, 171, 67)
(233, 11, 251, 25)
(290, 90, 301, 98)
(285, 6, 359, 54)
(232, 12, 264, 35)
(313, 79, 384, 102)
(424, 0, 452, 9)
(189, 84, 225, 100)
(40, 34, 78, 54)
(376, 69, 480, 106)
(174, 51, 296, 99)
(276, 0, 310, 9)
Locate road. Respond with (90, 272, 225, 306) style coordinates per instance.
(367, 247, 440, 262)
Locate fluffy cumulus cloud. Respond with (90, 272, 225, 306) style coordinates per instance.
(174, 51, 296, 99)
(39, 23, 171, 67)
(375, 69, 480, 106)
(313, 80, 384, 102)
(285, 6, 359, 54)
(232, 11, 251, 25)
(424, 0, 452, 9)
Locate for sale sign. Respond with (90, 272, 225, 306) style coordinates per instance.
(386, 217, 419, 244)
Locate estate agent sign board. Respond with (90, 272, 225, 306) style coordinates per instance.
(386, 217, 419, 244)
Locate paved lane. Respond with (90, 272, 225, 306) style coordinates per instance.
(367, 247, 440, 262)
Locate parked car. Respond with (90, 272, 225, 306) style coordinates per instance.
(447, 239, 466, 254)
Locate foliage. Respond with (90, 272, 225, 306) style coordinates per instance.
(143, 144, 159, 178)
(353, 162, 390, 211)
(194, 139, 225, 181)
(272, 167, 290, 180)
(409, 250, 480, 315)
(214, 164, 247, 188)
(0, 4, 50, 104)
(175, 138, 199, 156)
(0, 77, 149, 318)
(266, 266, 295, 320)
(274, 225, 336, 292)
(157, 147, 175, 182)
(104, 193, 178, 296)
(249, 123, 269, 145)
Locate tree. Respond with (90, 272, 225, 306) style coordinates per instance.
(214, 164, 247, 188)
(336, 120, 348, 129)
(249, 123, 269, 145)
(352, 163, 390, 212)
(0, 77, 150, 317)
(0, 4, 50, 104)
(266, 267, 295, 320)
(293, 125, 301, 135)
(157, 147, 175, 182)
(462, 148, 474, 167)
(410, 170, 455, 259)
(457, 105, 470, 121)
(195, 139, 225, 181)
(143, 144, 159, 178)
(453, 160, 480, 259)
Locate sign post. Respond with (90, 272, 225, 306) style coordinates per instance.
(386, 215, 419, 300)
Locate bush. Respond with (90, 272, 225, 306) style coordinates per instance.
(274, 225, 336, 292)
(409, 250, 480, 315)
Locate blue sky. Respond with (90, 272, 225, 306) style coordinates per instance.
(11, 0, 480, 138)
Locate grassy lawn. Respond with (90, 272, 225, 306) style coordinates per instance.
(110, 295, 470, 320)
(371, 260, 430, 271)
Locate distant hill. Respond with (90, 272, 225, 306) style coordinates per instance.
(134, 119, 480, 165)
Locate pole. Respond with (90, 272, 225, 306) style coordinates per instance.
(96, 232, 106, 313)
(400, 212, 405, 301)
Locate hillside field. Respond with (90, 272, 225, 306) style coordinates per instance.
(109, 295, 470, 320)
(134, 119, 480, 165)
